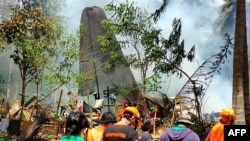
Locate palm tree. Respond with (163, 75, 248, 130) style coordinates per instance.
(232, 0, 250, 125)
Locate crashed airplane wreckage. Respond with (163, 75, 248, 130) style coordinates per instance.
(78, 6, 197, 117)
(77, 4, 232, 123)
(0, 96, 65, 140)
(0, 90, 178, 141)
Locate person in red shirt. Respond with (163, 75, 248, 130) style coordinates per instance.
(205, 107, 236, 141)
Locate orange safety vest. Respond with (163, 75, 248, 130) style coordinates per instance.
(209, 123, 224, 141)
(87, 127, 105, 141)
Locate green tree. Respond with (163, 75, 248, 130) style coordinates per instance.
(99, 1, 161, 93)
(0, 1, 87, 120)
(38, 31, 81, 102)
(0, 0, 72, 107)
(98, 1, 194, 104)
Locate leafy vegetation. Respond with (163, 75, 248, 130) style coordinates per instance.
(175, 33, 233, 121)
(0, 0, 85, 115)
(99, 2, 234, 140)
(0, 1, 63, 107)
(99, 1, 195, 98)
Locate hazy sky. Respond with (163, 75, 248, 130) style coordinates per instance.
(60, 0, 245, 113)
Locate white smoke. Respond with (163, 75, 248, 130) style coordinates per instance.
(153, 1, 233, 113)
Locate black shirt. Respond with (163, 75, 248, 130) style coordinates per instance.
(103, 124, 139, 141)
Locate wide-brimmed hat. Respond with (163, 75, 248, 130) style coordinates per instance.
(176, 114, 194, 125)
(94, 111, 117, 124)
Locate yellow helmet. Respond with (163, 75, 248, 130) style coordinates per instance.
(124, 106, 140, 119)
(123, 106, 141, 128)
(220, 107, 236, 119)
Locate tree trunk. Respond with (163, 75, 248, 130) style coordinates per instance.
(232, 0, 250, 125)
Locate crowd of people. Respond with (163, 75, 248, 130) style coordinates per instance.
(59, 106, 236, 141)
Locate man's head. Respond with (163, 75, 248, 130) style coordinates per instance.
(176, 114, 194, 128)
(66, 112, 90, 136)
(122, 106, 141, 128)
(219, 107, 236, 125)
(98, 111, 117, 126)
(141, 119, 154, 133)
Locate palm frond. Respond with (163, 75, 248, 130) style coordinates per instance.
(176, 33, 233, 115)
(22, 107, 50, 141)
(152, 0, 169, 22)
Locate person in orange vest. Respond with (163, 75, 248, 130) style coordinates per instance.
(205, 107, 236, 141)
(87, 111, 117, 141)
